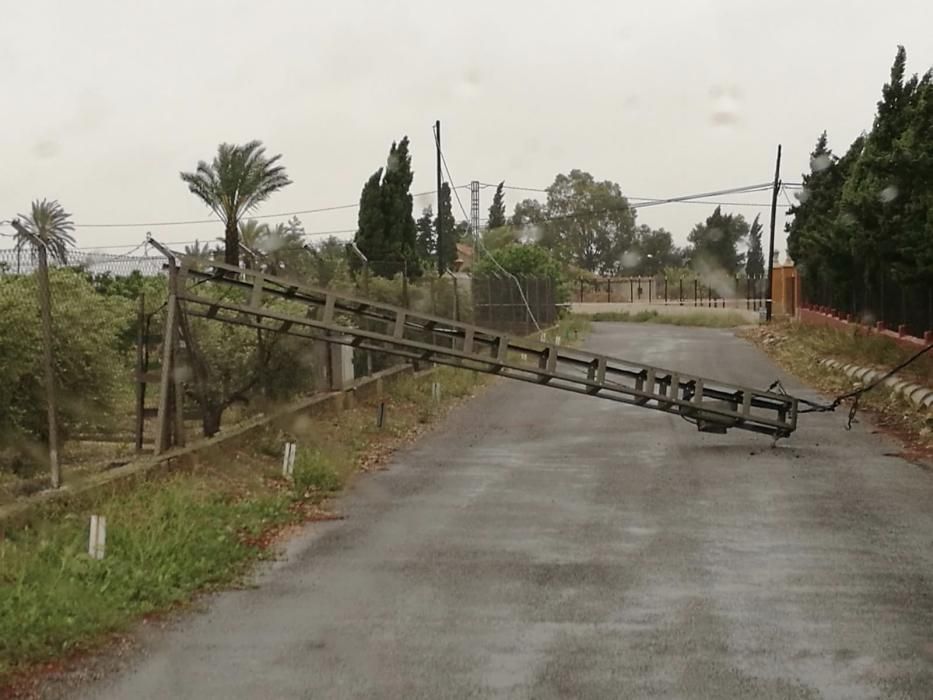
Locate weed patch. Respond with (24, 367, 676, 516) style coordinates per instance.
(584, 310, 752, 328)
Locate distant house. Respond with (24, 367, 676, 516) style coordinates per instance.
(454, 243, 474, 273)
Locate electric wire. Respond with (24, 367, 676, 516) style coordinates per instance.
(434, 127, 541, 331)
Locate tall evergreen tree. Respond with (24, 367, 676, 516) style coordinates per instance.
(784, 47, 933, 313)
(352, 137, 421, 278)
(838, 46, 921, 280)
(745, 214, 765, 277)
(487, 181, 507, 229)
(891, 68, 933, 282)
(416, 206, 435, 261)
(436, 183, 458, 272)
(353, 169, 385, 274)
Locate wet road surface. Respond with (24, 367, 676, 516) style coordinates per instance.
(69, 324, 933, 699)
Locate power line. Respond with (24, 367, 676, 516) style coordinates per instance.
(481, 182, 788, 208)
(64, 188, 467, 230)
(511, 184, 781, 226)
(6, 226, 361, 255)
(436, 136, 541, 331)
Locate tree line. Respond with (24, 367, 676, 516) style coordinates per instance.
(786, 46, 933, 303)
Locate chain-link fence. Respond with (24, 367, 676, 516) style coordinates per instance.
(0, 247, 171, 498)
(471, 275, 558, 335)
(801, 268, 933, 339)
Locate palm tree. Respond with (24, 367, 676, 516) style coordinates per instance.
(238, 218, 269, 269)
(12, 199, 76, 264)
(180, 141, 292, 268)
(183, 239, 217, 260)
(261, 222, 305, 274)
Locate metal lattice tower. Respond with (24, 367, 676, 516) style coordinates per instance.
(165, 257, 800, 441)
(470, 181, 480, 247)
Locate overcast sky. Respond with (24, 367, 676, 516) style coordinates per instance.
(3, 0, 932, 257)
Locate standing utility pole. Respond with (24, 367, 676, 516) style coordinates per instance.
(766, 144, 782, 322)
(435, 119, 443, 277)
(470, 181, 481, 250)
(11, 219, 61, 487)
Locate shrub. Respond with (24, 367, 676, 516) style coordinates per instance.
(0, 270, 133, 453)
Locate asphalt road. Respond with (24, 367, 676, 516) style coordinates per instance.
(70, 324, 933, 699)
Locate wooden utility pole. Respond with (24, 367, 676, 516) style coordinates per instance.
(435, 119, 443, 277)
(766, 144, 782, 322)
(12, 220, 61, 487)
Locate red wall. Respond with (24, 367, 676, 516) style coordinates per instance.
(798, 304, 932, 350)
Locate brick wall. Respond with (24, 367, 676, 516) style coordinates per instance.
(798, 304, 932, 350)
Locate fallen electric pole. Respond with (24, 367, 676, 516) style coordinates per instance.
(165, 256, 798, 440)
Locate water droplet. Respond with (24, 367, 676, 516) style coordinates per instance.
(795, 188, 811, 203)
(708, 227, 723, 242)
(621, 250, 642, 268)
(810, 154, 832, 172)
(521, 224, 543, 242)
(709, 85, 741, 126)
(32, 139, 61, 159)
(879, 185, 898, 203)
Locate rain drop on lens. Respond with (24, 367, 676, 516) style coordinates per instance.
(879, 185, 898, 203)
(810, 154, 832, 172)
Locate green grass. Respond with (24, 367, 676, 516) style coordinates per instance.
(584, 309, 753, 328)
(292, 448, 344, 495)
(555, 314, 591, 342)
(0, 365, 484, 686)
(751, 322, 931, 387)
(745, 321, 932, 449)
(0, 471, 292, 680)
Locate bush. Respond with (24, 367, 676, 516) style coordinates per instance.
(182, 292, 320, 436)
(472, 244, 569, 303)
(292, 448, 342, 494)
(0, 270, 133, 452)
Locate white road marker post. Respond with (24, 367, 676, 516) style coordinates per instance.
(88, 515, 107, 560)
(431, 382, 441, 403)
(282, 442, 297, 479)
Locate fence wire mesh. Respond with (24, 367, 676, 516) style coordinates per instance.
(471, 275, 557, 335)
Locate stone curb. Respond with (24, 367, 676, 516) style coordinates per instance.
(818, 358, 933, 409)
